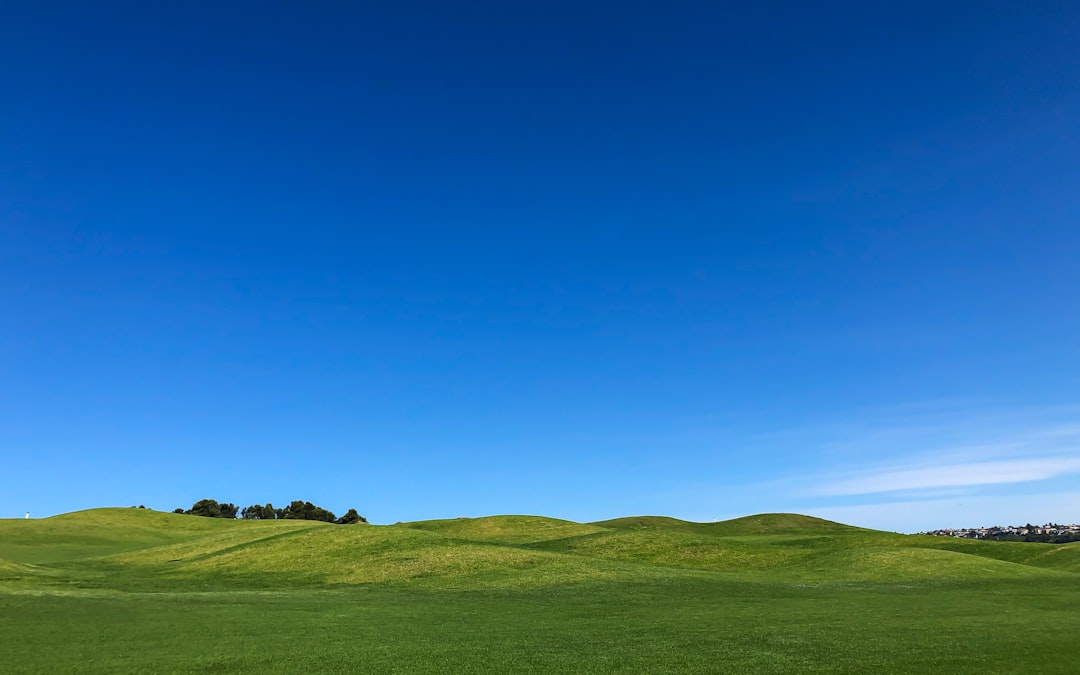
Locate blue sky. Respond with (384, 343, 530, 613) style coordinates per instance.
(2, 2, 1078, 531)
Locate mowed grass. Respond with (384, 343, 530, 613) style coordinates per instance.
(1, 509, 1078, 673)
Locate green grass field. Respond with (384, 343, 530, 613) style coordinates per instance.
(1, 509, 1078, 673)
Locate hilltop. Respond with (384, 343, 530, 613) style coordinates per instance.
(1, 507, 1075, 588)
(592, 512, 868, 536)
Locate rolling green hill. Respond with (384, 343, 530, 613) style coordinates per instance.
(2, 508, 1078, 673)
(2, 508, 1073, 584)
(1027, 540, 1080, 572)
(0, 507, 313, 564)
(592, 512, 868, 536)
(100, 520, 680, 590)
(400, 514, 606, 544)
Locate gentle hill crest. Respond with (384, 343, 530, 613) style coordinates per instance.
(3, 508, 1075, 588)
(400, 515, 605, 544)
(591, 512, 873, 536)
(0, 507, 323, 565)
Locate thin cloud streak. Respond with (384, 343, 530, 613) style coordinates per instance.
(816, 457, 1080, 496)
(807, 491, 1080, 533)
(673, 401, 1079, 531)
(756, 402, 1080, 501)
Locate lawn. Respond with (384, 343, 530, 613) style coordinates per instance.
(1, 509, 1077, 673)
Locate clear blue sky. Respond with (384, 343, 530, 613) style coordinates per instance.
(2, 1, 1078, 531)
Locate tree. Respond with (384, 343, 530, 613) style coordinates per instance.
(281, 500, 336, 522)
(175, 498, 363, 523)
(180, 499, 239, 519)
(241, 503, 281, 520)
(336, 508, 367, 525)
(187, 499, 224, 517)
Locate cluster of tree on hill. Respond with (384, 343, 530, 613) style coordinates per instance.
(174, 499, 366, 525)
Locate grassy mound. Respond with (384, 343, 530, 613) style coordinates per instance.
(530, 528, 808, 572)
(3, 507, 1079, 673)
(533, 525, 1060, 581)
(0, 508, 314, 564)
(102, 522, 684, 590)
(6, 508, 1077, 588)
(901, 535, 1062, 566)
(791, 546, 1067, 582)
(707, 513, 872, 536)
(591, 512, 868, 537)
(589, 515, 730, 538)
(400, 515, 605, 544)
(1025, 541, 1080, 573)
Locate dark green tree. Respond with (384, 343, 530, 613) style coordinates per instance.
(187, 499, 224, 517)
(281, 500, 336, 522)
(181, 499, 239, 519)
(175, 498, 362, 523)
(336, 508, 367, 525)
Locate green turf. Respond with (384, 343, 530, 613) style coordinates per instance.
(1, 508, 1078, 673)
(592, 512, 869, 536)
(401, 514, 607, 544)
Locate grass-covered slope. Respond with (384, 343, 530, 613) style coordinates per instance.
(791, 546, 1065, 581)
(707, 512, 874, 535)
(1026, 540, 1080, 572)
(400, 515, 605, 544)
(2, 508, 1079, 674)
(0, 558, 44, 580)
(0, 508, 293, 564)
(539, 516, 1068, 581)
(592, 512, 868, 537)
(5, 508, 1073, 586)
(101, 522, 684, 590)
(529, 527, 807, 572)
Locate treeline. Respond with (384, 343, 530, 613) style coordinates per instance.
(173, 499, 366, 525)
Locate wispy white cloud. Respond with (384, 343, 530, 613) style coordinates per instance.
(815, 457, 1080, 496)
(759, 401, 1080, 498)
(667, 401, 1080, 532)
(807, 491, 1080, 533)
